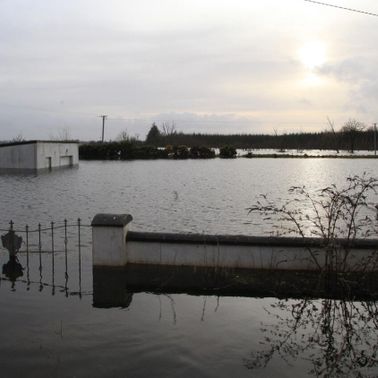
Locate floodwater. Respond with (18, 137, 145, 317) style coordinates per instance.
(0, 158, 378, 377)
(0, 158, 376, 234)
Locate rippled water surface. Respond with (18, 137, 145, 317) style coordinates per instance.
(0, 159, 377, 377)
(0, 158, 376, 234)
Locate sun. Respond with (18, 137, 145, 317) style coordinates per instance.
(298, 41, 327, 69)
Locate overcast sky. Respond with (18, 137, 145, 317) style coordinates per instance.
(0, 0, 377, 141)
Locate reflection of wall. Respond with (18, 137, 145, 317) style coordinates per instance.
(92, 264, 378, 309)
(0, 141, 79, 171)
(93, 267, 134, 308)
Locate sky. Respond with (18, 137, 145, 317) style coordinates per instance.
(0, 0, 377, 141)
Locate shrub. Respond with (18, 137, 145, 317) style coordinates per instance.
(219, 145, 237, 158)
(248, 174, 378, 272)
(189, 146, 215, 159)
(174, 145, 189, 159)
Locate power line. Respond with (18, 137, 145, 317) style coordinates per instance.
(303, 0, 378, 17)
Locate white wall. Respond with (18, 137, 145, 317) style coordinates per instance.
(127, 242, 310, 270)
(0, 142, 79, 170)
(92, 226, 129, 266)
(126, 242, 376, 270)
(35, 142, 79, 169)
(0, 143, 36, 170)
(91, 216, 378, 271)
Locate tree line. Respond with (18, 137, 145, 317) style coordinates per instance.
(79, 119, 377, 160)
(145, 119, 376, 153)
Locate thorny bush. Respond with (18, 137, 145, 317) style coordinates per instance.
(248, 174, 378, 272)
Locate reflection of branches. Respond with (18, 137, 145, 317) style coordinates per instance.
(201, 296, 207, 322)
(157, 294, 177, 325)
(166, 294, 177, 325)
(158, 295, 162, 321)
(245, 297, 378, 377)
(214, 296, 220, 313)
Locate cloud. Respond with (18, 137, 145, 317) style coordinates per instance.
(1, 0, 377, 138)
(319, 58, 371, 83)
(318, 57, 378, 118)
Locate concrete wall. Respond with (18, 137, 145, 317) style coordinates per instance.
(93, 226, 130, 266)
(0, 143, 36, 170)
(0, 141, 79, 171)
(91, 214, 378, 272)
(126, 241, 375, 270)
(126, 241, 312, 269)
(35, 142, 79, 170)
(91, 214, 133, 267)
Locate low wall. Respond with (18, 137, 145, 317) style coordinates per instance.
(91, 214, 378, 272)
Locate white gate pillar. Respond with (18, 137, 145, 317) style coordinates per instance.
(91, 214, 133, 266)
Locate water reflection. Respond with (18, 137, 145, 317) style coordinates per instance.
(92, 265, 274, 308)
(2, 219, 378, 377)
(94, 264, 378, 377)
(0, 253, 84, 297)
(1, 223, 24, 289)
(2, 256, 23, 287)
(93, 265, 378, 307)
(245, 280, 378, 377)
(246, 297, 378, 377)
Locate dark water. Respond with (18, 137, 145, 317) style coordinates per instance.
(0, 159, 378, 377)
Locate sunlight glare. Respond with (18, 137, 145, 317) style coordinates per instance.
(298, 41, 327, 69)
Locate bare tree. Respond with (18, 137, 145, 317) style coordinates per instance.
(50, 127, 72, 141)
(116, 130, 138, 143)
(341, 119, 365, 153)
(161, 121, 177, 136)
(11, 133, 25, 143)
(116, 130, 130, 142)
(341, 119, 365, 133)
(326, 116, 339, 153)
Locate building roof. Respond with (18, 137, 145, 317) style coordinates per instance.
(0, 140, 79, 148)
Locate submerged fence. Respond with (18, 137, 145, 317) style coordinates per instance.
(0, 219, 91, 296)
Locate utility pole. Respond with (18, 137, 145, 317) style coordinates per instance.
(374, 123, 377, 156)
(99, 115, 108, 142)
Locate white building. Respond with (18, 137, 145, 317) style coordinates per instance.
(0, 141, 79, 171)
